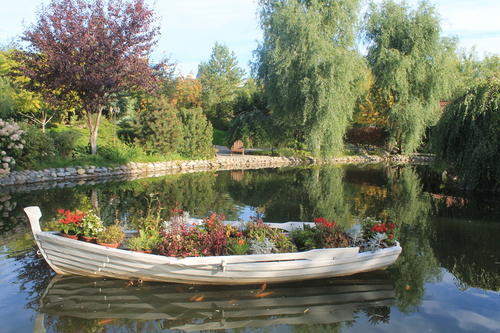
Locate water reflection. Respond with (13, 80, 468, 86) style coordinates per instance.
(36, 272, 396, 333)
(2, 164, 500, 332)
(429, 217, 500, 292)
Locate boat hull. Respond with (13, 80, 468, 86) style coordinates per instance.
(26, 206, 402, 285)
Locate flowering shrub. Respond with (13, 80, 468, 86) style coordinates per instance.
(57, 209, 84, 235)
(96, 224, 125, 244)
(80, 211, 104, 237)
(346, 217, 398, 252)
(0, 119, 25, 176)
(363, 219, 397, 246)
(156, 212, 229, 257)
(240, 218, 295, 254)
(291, 218, 349, 251)
(227, 237, 250, 255)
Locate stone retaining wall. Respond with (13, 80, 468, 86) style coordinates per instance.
(0, 154, 433, 191)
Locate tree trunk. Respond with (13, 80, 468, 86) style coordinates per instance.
(86, 107, 103, 155)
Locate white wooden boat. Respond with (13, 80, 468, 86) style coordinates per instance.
(35, 272, 396, 332)
(25, 206, 402, 285)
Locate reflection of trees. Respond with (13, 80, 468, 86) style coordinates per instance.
(96, 171, 238, 227)
(433, 190, 500, 222)
(384, 166, 442, 314)
(225, 167, 314, 222)
(0, 187, 92, 234)
(429, 217, 500, 291)
(343, 164, 391, 220)
(302, 165, 351, 228)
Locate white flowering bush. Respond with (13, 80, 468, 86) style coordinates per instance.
(0, 119, 25, 175)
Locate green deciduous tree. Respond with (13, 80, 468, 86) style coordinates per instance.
(255, 0, 366, 157)
(198, 42, 246, 125)
(0, 46, 42, 121)
(457, 47, 500, 90)
(363, 0, 458, 153)
(432, 75, 500, 189)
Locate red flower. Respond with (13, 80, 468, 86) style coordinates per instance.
(386, 222, 396, 230)
(314, 217, 335, 228)
(372, 223, 387, 233)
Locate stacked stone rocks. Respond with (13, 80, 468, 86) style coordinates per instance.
(0, 154, 433, 189)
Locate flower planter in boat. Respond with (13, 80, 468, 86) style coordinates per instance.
(60, 232, 79, 240)
(25, 206, 402, 285)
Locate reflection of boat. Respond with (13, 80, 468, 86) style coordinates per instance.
(25, 206, 402, 284)
(36, 272, 397, 332)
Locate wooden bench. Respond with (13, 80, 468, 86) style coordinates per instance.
(230, 140, 245, 155)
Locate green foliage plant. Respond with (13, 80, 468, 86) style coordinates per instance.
(256, 0, 366, 157)
(363, 0, 458, 153)
(50, 130, 81, 158)
(126, 229, 157, 252)
(136, 97, 183, 156)
(432, 75, 500, 188)
(97, 223, 125, 245)
(199, 42, 246, 121)
(290, 218, 349, 251)
(177, 108, 214, 159)
(16, 123, 55, 170)
(244, 218, 296, 253)
(227, 237, 250, 255)
(128, 195, 165, 250)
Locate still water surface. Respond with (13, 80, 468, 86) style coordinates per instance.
(0, 164, 499, 332)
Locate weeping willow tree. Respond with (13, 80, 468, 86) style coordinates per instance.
(432, 75, 500, 189)
(363, 0, 458, 153)
(255, 0, 366, 156)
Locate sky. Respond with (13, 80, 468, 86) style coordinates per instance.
(1, 0, 499, 76)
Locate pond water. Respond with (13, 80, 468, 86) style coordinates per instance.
(0, 164, 499, 333)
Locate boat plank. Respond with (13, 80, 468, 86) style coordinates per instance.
(170, 247, 360, 266)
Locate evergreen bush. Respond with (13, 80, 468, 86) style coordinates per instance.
(136, 97, 183, 155)
(178, 108, 214, 159)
